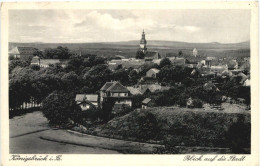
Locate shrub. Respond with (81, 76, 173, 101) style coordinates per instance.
(41, 91, 82, 126)
(226, 115, 251, 154)
(193, 99, 203, 108)
(136, 111, 159, 140)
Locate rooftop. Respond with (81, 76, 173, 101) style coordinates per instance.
(75, 94, 98, 102)
(142, 98, 152, 104)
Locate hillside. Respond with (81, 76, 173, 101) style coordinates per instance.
(92, 106, 250, 153)
(9, 40, 250, 50)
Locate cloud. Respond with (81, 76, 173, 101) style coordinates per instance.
(9, 9, 250, 43)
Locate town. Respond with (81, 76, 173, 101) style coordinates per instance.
(9, 30, 251, 154)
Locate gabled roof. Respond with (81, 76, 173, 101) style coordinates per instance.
(31, 56, 40, 63)
(147, 68, 160, 73)
(40, 59, 61, 66)
(140, 87, 151, 94)
(145, 51, 161, 59)
(100, 82, 114, 91)
(142, 98, 152, 104)
(169, 57, 186, 65)
(75, 94, 98, 102)
(106, 81, 129, 93)
(127, 87, 142, 95)
(9, 46, 37, 54)
(32, 56, 40, 59)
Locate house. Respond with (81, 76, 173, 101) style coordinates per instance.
(192, 48, 198, 57)
(205, 59, 212, 67)
(227, 60, 238, 70)
(237, 72, 248, 84)
(127, 87, 142, 95)
(221, 70, 233, 77)
(31, 56, 40, 66)
(186, 97, 194, 108)
(136, 83, 170, 94)
(100, 81, 132, 107)
(206, 57, 216, 61)
(109, 59, 145, 70)
(152, 59, 162, 65)
(243, 79, 250, 86)
(133, 65, 143, 73)
(30, 57, 68, 68)
(146, 68, 160, 78)
(142, 98, 153, 109)
(210, 65, 228, 74)
(75, 94, 99, 111)
(169, 57, 186, 65)
(115, 55, 126, 59)
(9, 46, 38, 60)
(40, 59, 62, 68)
(31, 56, 68, 68)
(145, 51, 161, 61)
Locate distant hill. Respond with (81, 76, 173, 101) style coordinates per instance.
(9, 40, 250, 51)
(106, 40, 250, 49)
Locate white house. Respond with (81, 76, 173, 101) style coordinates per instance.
(75, 94, 99, 111)
(146, 68, 160, 78)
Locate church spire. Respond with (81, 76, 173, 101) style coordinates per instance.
(140, 29, 147, 53)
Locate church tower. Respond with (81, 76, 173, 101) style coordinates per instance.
(139, 29, 147, 53)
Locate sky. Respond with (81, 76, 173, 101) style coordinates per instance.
(9, 9, 250, 43)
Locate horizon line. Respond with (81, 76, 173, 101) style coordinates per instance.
(8, 39, 250, 45)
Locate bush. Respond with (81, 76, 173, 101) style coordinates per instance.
(113, 104, 133, 117)
(41, 91, 82, 126)
(193, 99, 203, 108)
(226, 115, 251, 154)
(136, 111, 159, 140)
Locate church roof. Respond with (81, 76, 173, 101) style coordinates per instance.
(145, 51, 161, 59)
(140, 30, 147, 44)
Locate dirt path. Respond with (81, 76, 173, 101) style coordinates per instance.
(9, 111, 163, 154)
(9, 111, 119, 154)
(40, 129, 164, 154)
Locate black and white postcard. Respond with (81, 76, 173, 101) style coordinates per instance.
(1, 1, 259, 166)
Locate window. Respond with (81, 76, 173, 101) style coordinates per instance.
(113, 93, 119, 96)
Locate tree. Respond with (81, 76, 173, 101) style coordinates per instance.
(129, 70, 139, 85)
(83, 64, 112, 92)
(9, 67, 36, 109)
(33, 49, 43, 58)
(136, 50, 145, 59)
(100, 98, 115, 122)
(178, 50, 183, 56)
(41, 91, 82, 126)
(43, 46, 71, 59)
(61, 71, 79, 90)
(226, 115, 250, 153)
(159, 58, 172, 68)
(112, 69, 129, 85)
(9, 60, 30, 73)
